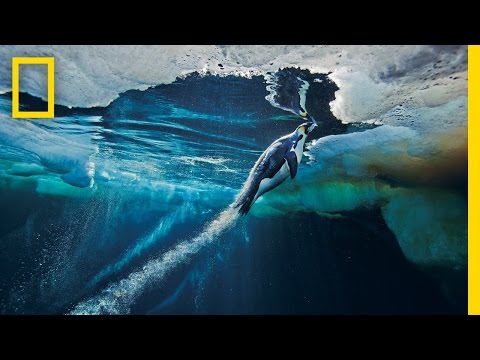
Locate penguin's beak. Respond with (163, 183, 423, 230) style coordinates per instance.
(306, 121, 317, 134)
(300, 113, 318, 134)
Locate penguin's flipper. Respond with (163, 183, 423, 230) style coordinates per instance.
(285, 151, 298, 179)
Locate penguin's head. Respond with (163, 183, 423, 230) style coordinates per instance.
(299, 112, 318, 134)
(296, 122, 315, 136)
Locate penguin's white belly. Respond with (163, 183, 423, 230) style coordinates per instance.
(254, 163, 290, 202)
(253, 137, 306, 203)
(294, 137, 306, 163)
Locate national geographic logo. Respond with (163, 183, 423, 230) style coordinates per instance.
(11, 57, 55, 119)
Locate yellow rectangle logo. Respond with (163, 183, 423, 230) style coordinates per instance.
(469, 45, 479, 315)
(11, 57, 55, 119)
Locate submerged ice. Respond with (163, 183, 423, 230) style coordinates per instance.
(0, 45, 468, 314)
(252, 125, 467, 271)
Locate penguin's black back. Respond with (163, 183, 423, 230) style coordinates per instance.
(233, 135, 293, 214)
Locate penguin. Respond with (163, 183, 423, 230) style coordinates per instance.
(233, 120, 317, 215)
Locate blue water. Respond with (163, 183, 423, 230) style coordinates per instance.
(0, 72, 466, 314)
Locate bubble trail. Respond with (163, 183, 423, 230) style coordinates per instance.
(70, 207, 240, 315)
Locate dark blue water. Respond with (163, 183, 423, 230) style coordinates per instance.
(0, 71, 466, 314)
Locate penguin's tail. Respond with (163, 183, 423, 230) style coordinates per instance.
(231, 195, 254, 215)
